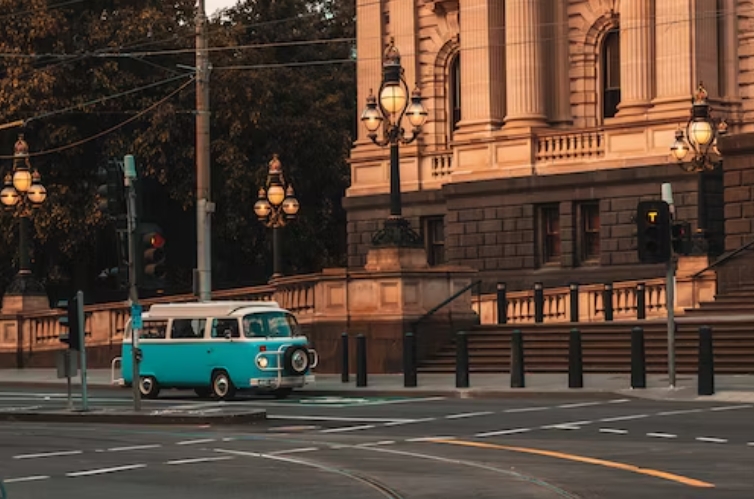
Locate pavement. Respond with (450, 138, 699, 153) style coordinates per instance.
(1, 368, 754, 402)
(0, 387, 752, 498)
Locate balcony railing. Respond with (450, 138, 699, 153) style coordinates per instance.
(535, 130, 605, 163)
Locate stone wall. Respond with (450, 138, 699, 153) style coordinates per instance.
(345, 163, 720, 292)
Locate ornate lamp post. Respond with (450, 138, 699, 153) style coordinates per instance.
(0, 134, 48, 298)
(670, 82, 728, 172)
(253, 154, 300, 279)
(669, 82, 729, 255)
(360, 38, 428, 247)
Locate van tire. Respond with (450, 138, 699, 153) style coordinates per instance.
(139, 376, 160, 399)
(211, 370, 236, 400)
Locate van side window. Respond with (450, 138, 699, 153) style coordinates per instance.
(171, 319, 207, 339)
(139, 320, 168, 340)
(211, 318, 240, 338)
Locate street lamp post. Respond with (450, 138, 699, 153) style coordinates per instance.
(0, 135, 48, 297)
(253, 154, 300, 279)
(360, 38, 428, 247)
(669, 82, 729, 254)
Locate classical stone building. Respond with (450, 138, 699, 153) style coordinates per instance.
(347, 0, 753, 292)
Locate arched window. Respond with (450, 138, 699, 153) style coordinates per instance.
(449, 54, 461, 132)
(602, 28, 620, 119)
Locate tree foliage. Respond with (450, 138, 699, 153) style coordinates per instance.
(0, 0, 355, 301)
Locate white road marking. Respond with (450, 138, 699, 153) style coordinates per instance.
(267, 447, 319, 456)
(214, 448, 262, 458)
(476, 428, 531, 437)
(445, 411, 493, 419)
(107, 444, 162, 452)
(599, 428, 628, 434)
(599, 414, 648, 422)
(747, 442, 754, 446)
(406, 436, 456, 442)
(504, 406, 549, 413)
(358, 441, 395, 447)
(268, 415, 411, 423)
(647, 432, 677, 439)
(557, 402, 601, 409)
(222, 437, 236, 442)
(710, 405, 753, 412)
(542, 424, 582, 431)
(608, 399, 631, 404)
(384, 418, 435, 426)
(3, 475, 50, 483)
(320, 425, 376, 433)
(696, 437, 728, 444)
(656, 409, 703, 416)
(66, 464, 146, 478)
(167, 456, 234, 465)
(176, 439, 216, 446)
(13, 450, 83, 460)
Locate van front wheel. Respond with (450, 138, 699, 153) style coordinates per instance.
(139, 376, 160, 399)
(211, 370, 236, 401)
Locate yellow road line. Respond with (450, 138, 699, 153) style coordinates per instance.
(433, 439, 714, 489)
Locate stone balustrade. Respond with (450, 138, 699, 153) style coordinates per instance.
(535, 130, 605, 163)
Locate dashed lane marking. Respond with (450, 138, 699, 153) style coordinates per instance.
(445, 411, 494, 419)
(656, 409, 703, 416)
(647, 432, 677, 439)
(599, 428, 627, 434)
(476, 428, 531, 437)
(176, 439, 216, 446)
(3, 476, 50, 483)
(696, 437, 728, 444)
(710, 405, 753, 412)
(166, 456, 234, 465)
(13, 450, 83, 460)
(268, 415, 410, 423)
(432, 440, 715, 489)
(384, 418, 435, 426)
(267, 447, 319, 456)
(599, 414, 649, 423)
(558, 402, 602, 409)
(66, 464, 146, 478)
(107, 444, 162, 452)
(504, 406, 549, 413)
(406, 436, 456, 442)
(320, 425, 376, 434)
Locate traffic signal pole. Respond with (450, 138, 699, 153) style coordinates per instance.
(661, 183, 677, 389)
(124, 155, 142, 412)
(196, 0, 213, 302)
(75, 290, 89, 411)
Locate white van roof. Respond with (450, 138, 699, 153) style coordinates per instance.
(146, 300, 283, 319)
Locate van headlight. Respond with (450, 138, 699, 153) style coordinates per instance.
(256, 356, 269, 369)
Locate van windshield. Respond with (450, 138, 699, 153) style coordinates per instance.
(242, 311, 300, 338)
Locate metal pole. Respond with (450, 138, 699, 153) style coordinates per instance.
(66, 349, 72, 410)
(76, 290, 88, 412)
(667, 258, 677, 388)
(389, 140, 401, 217)
(17, 216, 31, 274)
(196, 0, 212, 301)
(272, 225, 282, 278)
(124, 155, 141, 412)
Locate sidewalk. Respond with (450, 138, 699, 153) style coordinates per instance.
(2, 369, 753, 402)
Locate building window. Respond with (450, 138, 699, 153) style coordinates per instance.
(423, 216, 445, 266)
(449, 55, 461, 132)
(579, 202, 600, 263)
(602, 28, 620, 119)
(539, 205, 561, 264)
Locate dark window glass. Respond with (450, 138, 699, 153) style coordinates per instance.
(602, 29, 620, 119)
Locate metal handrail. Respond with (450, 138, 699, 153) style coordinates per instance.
(692, 238, 754, 278)
(411, 279, 482, 332)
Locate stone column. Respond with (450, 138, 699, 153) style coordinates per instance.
(551, 0, 572, 124)
(721, 0, 739, 99)
(391, 0, 419, 93)
(355, 0, 385, 143)
(617, 0, 653, 115)
(454, 0, 506, 134)
(504, 0, 547, 128)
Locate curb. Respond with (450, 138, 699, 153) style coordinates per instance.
(296, 388, 636, 400)
(0, 409, 267, 425)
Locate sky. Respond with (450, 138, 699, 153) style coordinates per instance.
(205, 0, 238, 15)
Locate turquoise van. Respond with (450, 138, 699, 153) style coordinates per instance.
(115, 301, 317, 400)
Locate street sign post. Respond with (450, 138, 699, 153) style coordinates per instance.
(75, 290, 89, 411)
(661, 183, 677, 389)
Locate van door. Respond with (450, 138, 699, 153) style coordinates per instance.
(208, 317, 242, 382)
(164, 318, 208, 386)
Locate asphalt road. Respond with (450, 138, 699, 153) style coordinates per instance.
(1, 387, 752, 498)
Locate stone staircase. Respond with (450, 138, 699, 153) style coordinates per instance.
(418, 319, 754, 375)
(683, 284, 754, 316)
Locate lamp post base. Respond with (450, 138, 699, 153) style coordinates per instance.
(371, 217, 423, 248)
(2, 272, 49, 314)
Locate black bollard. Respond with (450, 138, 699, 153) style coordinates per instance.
(356, 334, 367, 387)
(603, 283, 614, 321)
(403, 332, 417, 388)
(568, 328, 583, 388)
(698, 325, 715, 396)
(340, 332, 349, 383)
(456, 331, 469, 388)
(534, 282, 544, 323)
(630, 326, 646, 389)
(636, 283, 646, 320)
(569, 283, 579, 323)
(510, 329, 525, 388)
(497, 283, 508, 324)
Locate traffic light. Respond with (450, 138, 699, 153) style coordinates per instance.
(96, 161, 125, 218)
(636, 200, 671, 264)
(672, 221, 692, 256)
(136, 222, 166, 290)
(57, 296, 81, 351)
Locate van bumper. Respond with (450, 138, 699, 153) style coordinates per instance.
(250, 374, 314, 389)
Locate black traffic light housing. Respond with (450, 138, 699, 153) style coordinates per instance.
(671, 221, 693, 256)
(57, 295, 81, 351)
(96, 160, 125, 219)
(136, 222, 166, 291)
(636, 200, 672, 264)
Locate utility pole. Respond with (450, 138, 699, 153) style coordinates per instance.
(124, 155, 141, 411)
(196, 0, 214, 301)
